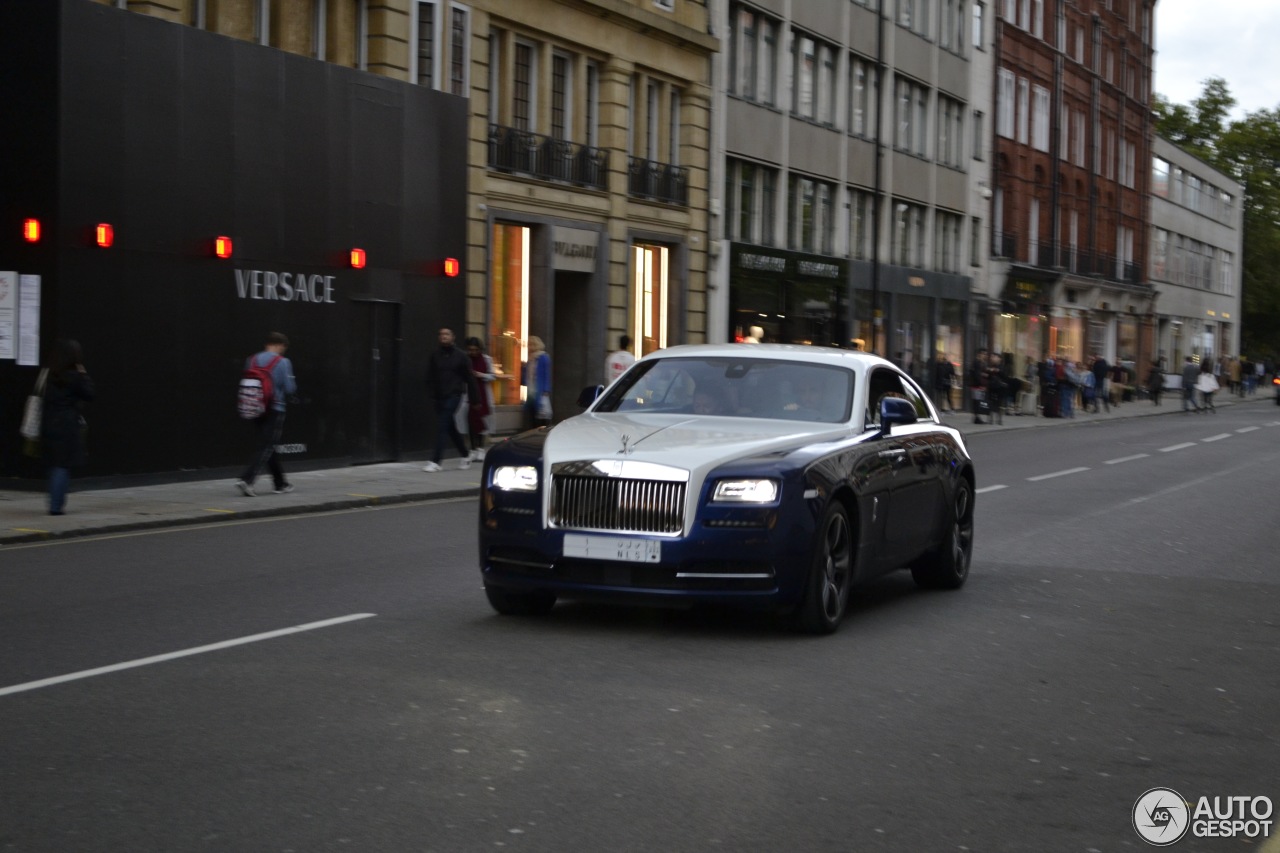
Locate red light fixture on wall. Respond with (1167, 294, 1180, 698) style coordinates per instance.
(442, 257, 460, 277)
(214, 236, 233, 258)
(95, 223, 114, 248)
(22, 218, 40, 243)
(350, 248, 367, 269)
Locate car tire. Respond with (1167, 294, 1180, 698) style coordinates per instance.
(911, 477, 974, 590)
(794, 501, 854, 635)
(484, 585, 557, 616)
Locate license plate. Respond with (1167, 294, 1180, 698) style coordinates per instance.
(563, 534, 661, 563)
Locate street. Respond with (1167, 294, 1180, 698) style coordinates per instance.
(2, 404, 1278, 852)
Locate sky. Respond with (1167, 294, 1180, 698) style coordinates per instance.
(1154, 0, 1280, 117)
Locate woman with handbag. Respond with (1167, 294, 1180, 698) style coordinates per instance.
(41, 339, 94, 515)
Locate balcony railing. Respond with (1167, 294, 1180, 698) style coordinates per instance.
(627, 157, 689, 206)
(488, 124, 607, 190)
(995, 232, 1142, 283)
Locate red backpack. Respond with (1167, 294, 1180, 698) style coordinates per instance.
(238, 354, 282, 419)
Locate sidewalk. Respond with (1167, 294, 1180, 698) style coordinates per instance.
(1, 392, 1270, 546)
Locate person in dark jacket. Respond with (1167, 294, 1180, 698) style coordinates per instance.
(235, 331, 298, 497)
(423, 327, 478, 473)
(41, 338, 95, 515)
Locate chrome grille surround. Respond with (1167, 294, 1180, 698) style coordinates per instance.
(549, 460, 689, 535)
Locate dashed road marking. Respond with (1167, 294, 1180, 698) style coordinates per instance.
(0, 613, 377, 698)
(1160, 442, 1197, 453)
(1027, 467, 1090, 482)
(1201, 433, 1231, 442)
(1236, 426, 1260, 433)
(1104, 453, 1149, 465)
(976, 485, 1008, 494)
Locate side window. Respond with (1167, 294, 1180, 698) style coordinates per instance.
(865, 367, 933, 426)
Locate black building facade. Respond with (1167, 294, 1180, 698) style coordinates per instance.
(0, 1, 467, 481)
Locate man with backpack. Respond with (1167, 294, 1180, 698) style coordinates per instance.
(235, 331, 298, 496)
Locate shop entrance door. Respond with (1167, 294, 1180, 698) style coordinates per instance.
(350, 299, 400, 463)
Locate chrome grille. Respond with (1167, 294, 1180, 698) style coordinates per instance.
(550, 475, 687, 534)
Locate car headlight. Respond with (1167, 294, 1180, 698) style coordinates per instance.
(492, 465, 539, 491)
(711, 479, 779, 503)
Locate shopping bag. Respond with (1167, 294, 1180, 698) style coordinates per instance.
(19, 369, 48, 440)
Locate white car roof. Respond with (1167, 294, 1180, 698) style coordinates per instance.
(640, 343, 895, 370)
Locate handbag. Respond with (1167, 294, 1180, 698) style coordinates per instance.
(19, 369, 48, 440)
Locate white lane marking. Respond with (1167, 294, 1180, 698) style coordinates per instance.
(1236, 426, 1260, 433)
(1160, 442, 1197, 453)
(1104, 453, 1149, 465)
(1201, 433, 1231, 442)
(976, 485, 1008, 494)
(0, 613, 376, 698)
(1027, 467, 1090, 482)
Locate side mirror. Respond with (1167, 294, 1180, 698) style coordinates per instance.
(577, 385, 605, 408)
(879, 396, 918, 434)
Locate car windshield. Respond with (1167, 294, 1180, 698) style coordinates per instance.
(594, 356, 854, 423)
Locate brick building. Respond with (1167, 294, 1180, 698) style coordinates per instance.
(988, 0, 1156, 375)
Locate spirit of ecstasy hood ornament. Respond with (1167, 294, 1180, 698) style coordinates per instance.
(619, 433, 632, 455)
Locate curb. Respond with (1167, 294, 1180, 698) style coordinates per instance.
(0, 487, 478, 546)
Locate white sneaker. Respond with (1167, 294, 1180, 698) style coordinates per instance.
(458, 457, 472, 470)
(422, 461, 442, 473)
(470, 448, 485, 461)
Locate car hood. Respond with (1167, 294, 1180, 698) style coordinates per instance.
(543, 412, 852, 471)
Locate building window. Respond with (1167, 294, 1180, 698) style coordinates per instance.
(935, 211, 963, 273)
(892, 200, 926, 267)
(414, 0, 437, 88)
(850, 189, 873, 260)
(938, 95, 965, 167)
(585, 62, 600, 148)
(1016, 77, 1029, 144)
(633, 243, 670, 356)
(1027, 198, 1039, 263)
(489, 223, 531, 406)
(513, 41, 534, 131)
(973, 1, 985, 48)
(1031, 84, 1049, 151)
(730, 4, 780, 107)
(669, 88, 681, 166)
(727, 159, 781, 245)
(793, 32, 836, 123)
(997, 69, 1015, 138)
(1152, 227, 1168, 279)
(970, 215, 982, 266)
(789, 175, 835, 254)
(449, 5, 469, 96)
(1072, 111, 1085, 166)
(896, 77, 929, 157)
(551, 53, 570, 140)
(850, 55, 878, 138)
(972, 110, 984, 159)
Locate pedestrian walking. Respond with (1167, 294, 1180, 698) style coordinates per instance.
(464, 336, 496, 461)
(523, 335, 553, 429)
(236, 332, 297, 496)
(40, 339, 94, 515)
(933, 353, 956, 412)
(1197, 361, 1219, 412)
(1145, 360, 1163, 406)
(1180, 356, 1203, 413)
(1089, 354, 1110, 413)
(986, 352, 1006, 425)
(423, 327, 478, 472)
(605, 335, 635, 385)
(968, 348, 989, 424)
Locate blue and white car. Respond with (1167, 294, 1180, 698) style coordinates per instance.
(478, 344, 976, 633)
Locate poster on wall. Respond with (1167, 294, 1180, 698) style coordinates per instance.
(0, 270, 15, 360)
(17, 274, 40, 366)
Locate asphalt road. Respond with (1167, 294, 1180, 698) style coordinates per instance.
(2, 405, 1278, 853)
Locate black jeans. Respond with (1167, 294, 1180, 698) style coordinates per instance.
(240, 409, 287, 489)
